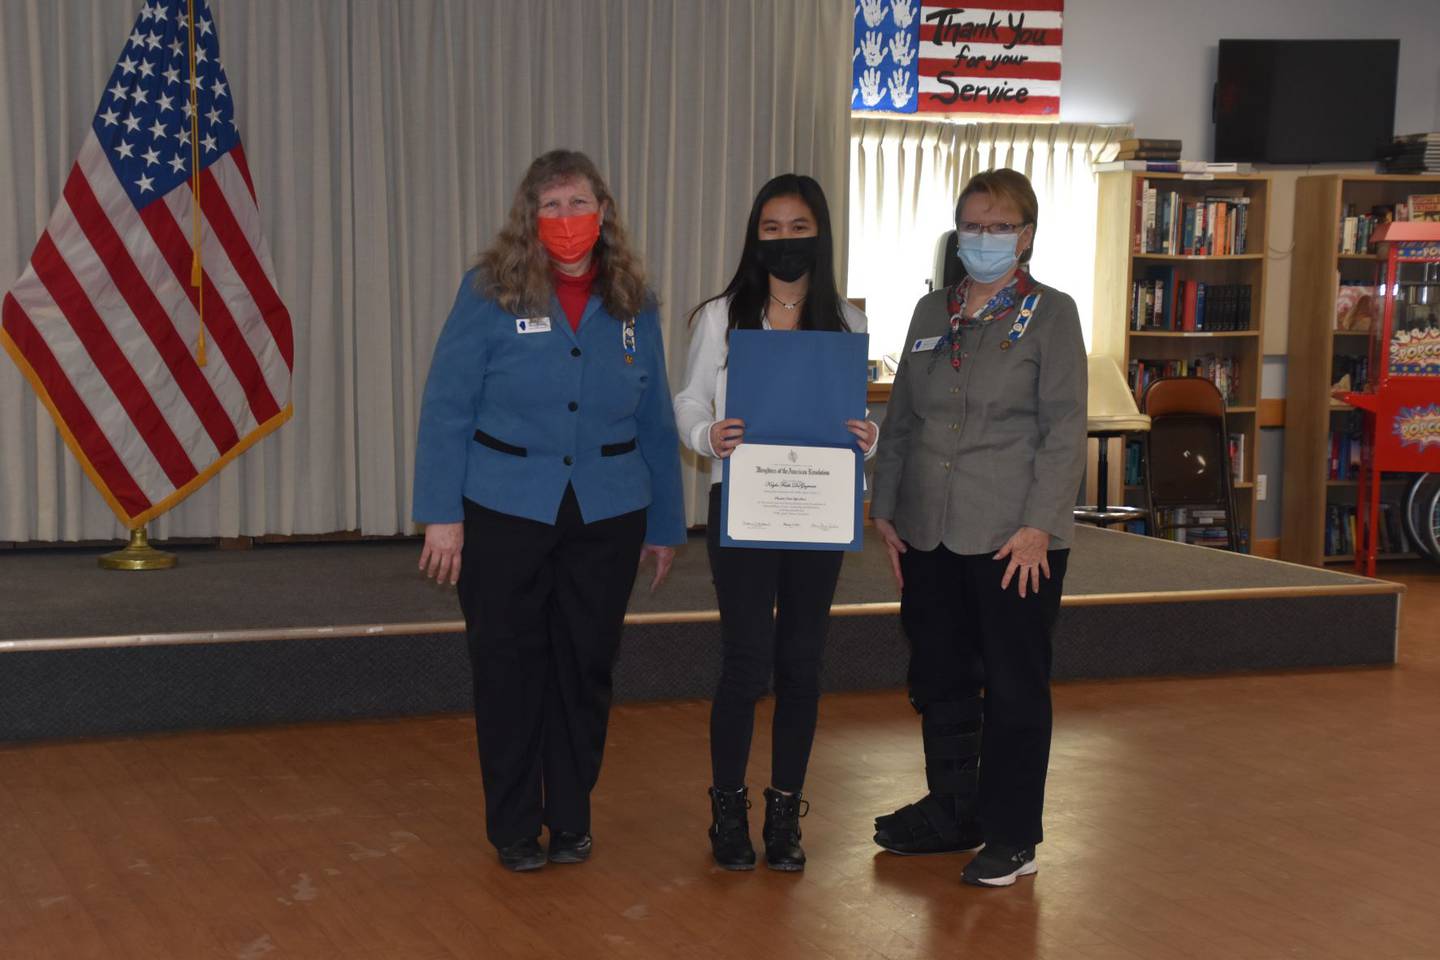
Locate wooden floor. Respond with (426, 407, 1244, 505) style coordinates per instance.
(3, 565, 1438, 960)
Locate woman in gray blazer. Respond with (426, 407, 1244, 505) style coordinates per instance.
(868, 169, 1087, 888)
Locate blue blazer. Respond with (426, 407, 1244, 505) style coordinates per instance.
(413, 270, 687, 546)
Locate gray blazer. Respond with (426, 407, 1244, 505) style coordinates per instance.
(870, 279, 1088, 554)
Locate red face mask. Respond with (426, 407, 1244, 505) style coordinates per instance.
(537, 212, 602, 264)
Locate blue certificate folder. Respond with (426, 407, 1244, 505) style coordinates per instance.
(721, 329, 869, 551)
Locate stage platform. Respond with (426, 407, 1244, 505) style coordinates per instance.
(0, 526, 1403, 741)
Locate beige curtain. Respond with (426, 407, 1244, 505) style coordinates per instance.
(847, 118, 1132, 362)
(0, 0, 853, 540)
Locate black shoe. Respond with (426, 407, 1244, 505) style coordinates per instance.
(708, 786, 757, 871)
(548, 830, 592, 864)
(961, 843, 1036, 887)
(497, 837, 546, 872)
(761, 787, 808, 872)
(875, 698, 984, 855)
(873, 794, 984, 855)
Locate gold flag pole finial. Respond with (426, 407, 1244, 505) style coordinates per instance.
(99, 525, 178, 571)
(188, 0, 206, 367)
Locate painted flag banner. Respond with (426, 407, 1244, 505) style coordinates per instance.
(1, 0, 293, 529)
(852, 0, 1063, 117)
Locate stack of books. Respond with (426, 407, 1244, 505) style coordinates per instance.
(1379, 133, 1440, 174)
(1097, 139, 1253, 175)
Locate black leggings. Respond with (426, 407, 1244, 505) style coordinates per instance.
(705, 484, 844, 793)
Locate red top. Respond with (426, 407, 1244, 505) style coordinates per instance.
(553, 262, 598, 332)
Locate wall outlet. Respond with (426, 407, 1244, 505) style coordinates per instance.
(1256, 474, 1268, 501)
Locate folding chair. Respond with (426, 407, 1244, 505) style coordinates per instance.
(1141, 377, 1243, 551)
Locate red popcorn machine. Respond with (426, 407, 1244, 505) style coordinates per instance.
(1333, 222, 1440, 576)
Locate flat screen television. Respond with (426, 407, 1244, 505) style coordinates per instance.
(1213, 39, 1399, 163)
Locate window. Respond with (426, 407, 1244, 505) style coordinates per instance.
(847, 119, 1131, 363)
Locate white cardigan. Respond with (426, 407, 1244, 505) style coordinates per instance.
(673, 297, 878, 484)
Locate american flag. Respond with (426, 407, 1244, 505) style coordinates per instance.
(1, 0, 292, 529)
(852, 0, 1063, 117)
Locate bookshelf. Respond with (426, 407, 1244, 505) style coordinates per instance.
(1280, 173, 1440, 566)
(1094, 171, 1270, 550)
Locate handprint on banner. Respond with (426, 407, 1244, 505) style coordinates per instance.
(857, 0, 890, 29)
(887, 68, 915, 109)
(892, 0, 916, 29)
(860, 30, 886, 68)
(859, 67, 885, 107)
(888, 30, 915, 67)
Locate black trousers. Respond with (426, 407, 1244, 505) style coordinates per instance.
(899, 543, 1069, 848)
(456, 486, 645, 847)
(706, 484, 844, 793)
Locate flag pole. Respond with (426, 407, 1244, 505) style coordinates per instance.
(99, 526, 178, 570)
(188, 0, 206, 367)
(98, 0, 197, 571)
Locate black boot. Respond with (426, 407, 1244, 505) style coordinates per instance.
(873, 698, 985, 855)
(708, 786, 757, 871)
(762, 787, 808, 872)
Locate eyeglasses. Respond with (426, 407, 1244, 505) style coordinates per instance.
(956, 221, 1025, 238)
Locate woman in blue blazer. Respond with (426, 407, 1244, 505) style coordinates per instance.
(414, 149, 686, 872)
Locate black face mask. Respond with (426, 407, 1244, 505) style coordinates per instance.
(755, 236, 819, 283)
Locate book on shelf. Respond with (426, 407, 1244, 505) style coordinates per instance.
(1335, 283, 1377, 331)
(1154, 507, 1246, 550)
(1325, 502, 1412, 557)
(1128, 355, 1241, 405)
(1119, 138, 1182, 153)
(1408, 193, 1440, 222)
(1100, 160, 1253, 175)
(1099, 139, 1182, 163)
(1380, 134, 1440, 174)
(1332, 356, 1371, 396)
(1115, 149, 1182, 161)
(1128, 274, 1252, 332)
(1336, 204, 1398, 254)
(1326, 413, 1364, 481)
(1124, 437, 1145, 486)
(1133, 179, 1251, 255)
(1228, 432, 1245, 486)
(1097, 160, 1181, 173)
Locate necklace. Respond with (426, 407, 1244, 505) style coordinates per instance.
(769, 292, 806, 311)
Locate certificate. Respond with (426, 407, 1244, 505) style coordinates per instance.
(725, 443, 856, 545)
(720, 329, 869, 551)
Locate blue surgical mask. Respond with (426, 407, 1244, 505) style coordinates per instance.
(956, 232, 1020, 283)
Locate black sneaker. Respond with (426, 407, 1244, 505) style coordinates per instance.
(961, 844, 1036, 887)
(548, 830, 592, 864)
(497, 837, 546, 872)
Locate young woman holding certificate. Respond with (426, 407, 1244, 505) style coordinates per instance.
(675, 174, 877, 872)
(869, 169, 1087, 888)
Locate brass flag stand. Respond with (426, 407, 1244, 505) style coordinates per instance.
(98, 526, 177, 571)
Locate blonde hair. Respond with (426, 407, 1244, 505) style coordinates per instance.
(477, 150, 650, 317)
(955, 168, 1039, 264)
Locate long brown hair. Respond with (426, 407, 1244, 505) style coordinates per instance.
(477, 150, 650, 317)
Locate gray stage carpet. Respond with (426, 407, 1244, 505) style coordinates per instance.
(0, 525, 1377, 641)
(0, 527, 1399, 741)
